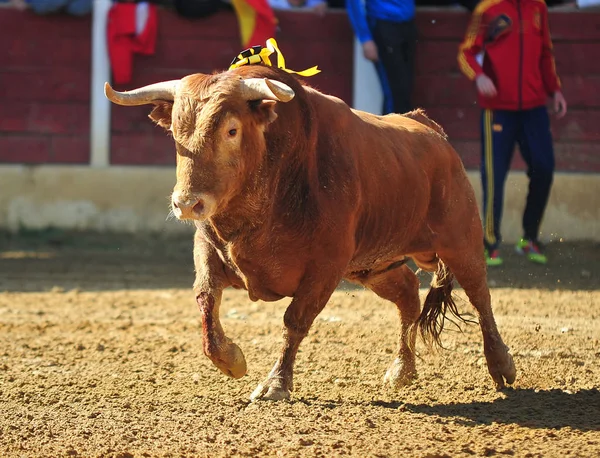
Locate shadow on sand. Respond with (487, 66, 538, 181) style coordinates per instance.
(402, 388, 599, 431)
(297, 388, 600, 432)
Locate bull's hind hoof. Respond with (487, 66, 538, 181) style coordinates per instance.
(501, 353, 517, 387)
(383, 357, 417, 389)
(250, 382, 290, 401)
(490, 351, 516, 390)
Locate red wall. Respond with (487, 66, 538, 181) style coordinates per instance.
(110, 9, 354, 165)
(1, 8, 598, 172)
(0, 11, 91, 163)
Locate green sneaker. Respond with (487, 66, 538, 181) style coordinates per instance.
(485, 249, 503, 267)
(515, 238, 547, 265)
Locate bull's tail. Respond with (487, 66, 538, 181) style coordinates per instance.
(413, 260, 473, 348)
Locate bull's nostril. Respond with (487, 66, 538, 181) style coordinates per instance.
(193, 200, 204, 214)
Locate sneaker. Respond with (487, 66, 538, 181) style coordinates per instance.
(515, 238, 547, 265)
(485, 249, 503, 267)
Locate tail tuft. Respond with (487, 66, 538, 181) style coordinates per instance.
(412, 260, 474, 348)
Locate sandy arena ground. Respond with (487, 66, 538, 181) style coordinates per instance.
(0, 231, 599, 457)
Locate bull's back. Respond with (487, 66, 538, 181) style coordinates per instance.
(342, 107, 475, 257)
(308, 90, 475, 257)
(348, 109, 458, 202)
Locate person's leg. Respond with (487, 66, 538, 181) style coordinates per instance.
(372, 59, 394, 115)
(26, 0, 67, 14)
(372, 19, 416, 114)
(516, 106, 554, 262)
(394, 20, 417, 114)
(66, 0, 92, 16)
(480, 109, 518, 262)
(369, 19, 395, 114)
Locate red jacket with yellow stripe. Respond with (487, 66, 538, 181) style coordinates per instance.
(457, 0, 561, 111)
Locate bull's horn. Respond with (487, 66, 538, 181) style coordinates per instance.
(104, 80, 180, 106)
(239, 78, 295, 103)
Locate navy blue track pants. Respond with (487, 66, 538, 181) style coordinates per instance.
(480, 106, 555, 251)
(370, 18, 417, 115)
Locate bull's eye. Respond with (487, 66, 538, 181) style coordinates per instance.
(228, 129, 237, 137)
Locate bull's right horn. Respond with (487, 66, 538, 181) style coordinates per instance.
(239, 78, 295, 103)
(104, 80, 180, 106)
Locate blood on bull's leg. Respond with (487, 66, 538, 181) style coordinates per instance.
(360, 264, 420, 388)
(193, 231, 246, 379)
(197, 292, 247, 378)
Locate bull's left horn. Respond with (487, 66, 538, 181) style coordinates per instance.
(239, 78, 295, 103)
(104, 80, 180, 106)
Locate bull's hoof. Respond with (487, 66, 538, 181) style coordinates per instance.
(502, 352, 517, 384)
(383, 357, 417, 389)
(211, 342, 247, 379)
(488, 350, 516, 390)
(250, 380, 290, 402)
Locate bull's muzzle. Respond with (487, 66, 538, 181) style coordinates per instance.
(171, 191, 205, 220)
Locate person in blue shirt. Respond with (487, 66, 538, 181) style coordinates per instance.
(3, 0, 90, 15)
(346, 0, 417, 114)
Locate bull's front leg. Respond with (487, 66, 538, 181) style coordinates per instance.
(197, 291, 247, 378)
(250, 270, 342, 402)
(193, 230, 247, 379)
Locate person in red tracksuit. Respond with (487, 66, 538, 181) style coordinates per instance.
(457, 0, 567, 267)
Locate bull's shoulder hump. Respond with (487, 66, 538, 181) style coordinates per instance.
(303, 86, 349, 108)
(302, 86, 355, 126)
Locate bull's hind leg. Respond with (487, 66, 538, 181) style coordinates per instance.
(437, 247, 516, 390)
(361, 264, 421, 388)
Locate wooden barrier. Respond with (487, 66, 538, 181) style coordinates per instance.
(109, 9, 354, 165)
(0, 8, 598, 172)
(0, 11, 91, 163)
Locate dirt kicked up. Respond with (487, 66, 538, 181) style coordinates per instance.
(0, 231, 599, 457)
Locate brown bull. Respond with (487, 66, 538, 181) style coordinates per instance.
(104, 64, 516, 401)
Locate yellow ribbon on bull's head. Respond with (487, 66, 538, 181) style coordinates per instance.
(229, 38, 320, 77)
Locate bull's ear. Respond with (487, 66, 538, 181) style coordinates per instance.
(149, 102, 173, 130)
(253, 100, 278, 125)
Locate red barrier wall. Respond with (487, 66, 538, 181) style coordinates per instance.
(110, 9, 354, 165)
(0, 8, 598, 171)
(0, 11, 91, 163)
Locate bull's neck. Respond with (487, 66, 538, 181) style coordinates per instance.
(265, 95, 320, 225)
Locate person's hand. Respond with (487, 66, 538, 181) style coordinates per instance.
(362, 40, 378, 62)
(475, 74, 497, 98)
(312, 1, 327, 16)
(553, 91, 567, 118)
(9, 0, 28, 11)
